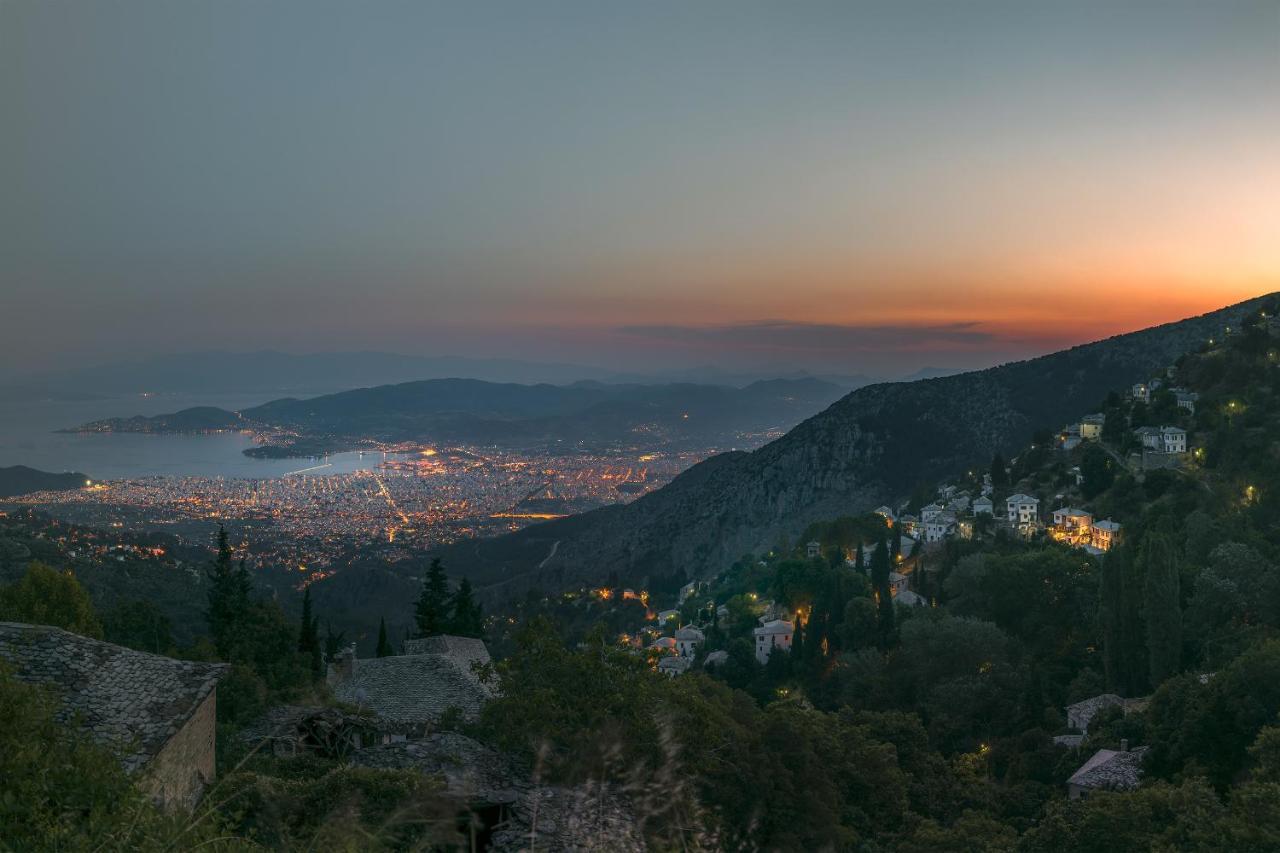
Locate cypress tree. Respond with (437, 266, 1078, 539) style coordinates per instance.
(1142, 533, 1182, 686)
(871, 536, 895, 648)
(853, 543, 866, 577)
(375, 617, 393, 657)
(891, 523, 903, 563)
(298, 586, 323, 677)
(205, 525, 250, 659)
(1098, 546, 1126, 690)
(415, 558, 451, 637)
(448, 578, 484, 638)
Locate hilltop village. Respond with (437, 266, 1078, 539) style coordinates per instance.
(4, 301, 1280, 850)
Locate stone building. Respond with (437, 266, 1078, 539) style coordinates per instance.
(0, 621, 228, 810)
(327, 634, 493, 735)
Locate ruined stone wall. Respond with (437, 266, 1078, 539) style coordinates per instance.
(142, 690, 218, 810)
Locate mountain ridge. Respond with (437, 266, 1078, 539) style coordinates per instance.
(439, 293, 1275, 596)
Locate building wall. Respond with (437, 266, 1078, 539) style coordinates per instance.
(141, 690, 218, 811)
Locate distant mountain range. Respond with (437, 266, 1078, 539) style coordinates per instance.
(437, 294, 1273, 597)
(70, 376, 854, 454)
(3, 350, 881, 401)
(0, 466, 90, 498)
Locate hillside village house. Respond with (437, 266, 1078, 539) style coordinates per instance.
(924, 511, 957, 543)
(806, 540, 822, 558)
(753, 619, 794, 663)
(920, 502, 945, 523)
(658, 655, 692, 677)
(1092, 519, 1123, 552)
(1131, 382, 1151, 403)
(1067, 742, 1147, 800)
(1006, 494, 1040, 526)
(874, 506, 897, 524)
(973, 496, 994, 516)
(674, 625, 704, 658)
(1174, 389, 1199, 413)
(0, 622, 228, 810)
(1079, 413, 1106, 440)
(328, 635, 493, 736)
(1161, 426, 1187, 453)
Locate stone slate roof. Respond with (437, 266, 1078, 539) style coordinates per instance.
(329, 637, 493, 728)
(0, 621, 227, 773)
(1066, 693, 1125, 731)
(1068, 746, 1148, 791)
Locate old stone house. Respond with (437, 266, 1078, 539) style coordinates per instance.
(0, 621, 228, 810)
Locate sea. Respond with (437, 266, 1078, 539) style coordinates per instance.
(0, 393, 386, 481)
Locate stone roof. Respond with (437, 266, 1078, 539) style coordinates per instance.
(754, 619, 793, 636)
(1068, 747, 1148, 791)
(658, 656, 692, 676)
(403, 635, 490, 669)
(328, 637, 493, 729)
(1066, 693, 1125, 732)
(895, 589, 928, 608)
(703, 650, 729, 667)
(674, 626, 704, 642)
(0, 621, 227, 773)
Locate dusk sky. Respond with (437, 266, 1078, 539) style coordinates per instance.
(3, 1, 1277, 379)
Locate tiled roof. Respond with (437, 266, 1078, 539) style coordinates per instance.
(329, 636, 493, 728)
(1068, 747, 1148, 790)
(0, 621, 227, 773)
(674, 626, 704, 641)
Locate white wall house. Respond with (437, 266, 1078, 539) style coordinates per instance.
(920, 502, 945, 523)
(973, 496, 994, 516)
(753, 620, 794, 664)
(1161, 426, 1187, 454)
(924, 512, 956, 543)
(1006, 494, 1040, 525)
(674, 626, 704, 658)
(1132, 383, 1150, 403)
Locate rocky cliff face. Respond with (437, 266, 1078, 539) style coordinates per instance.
(445, 295, 1272, 597)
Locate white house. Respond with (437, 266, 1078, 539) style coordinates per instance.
(658, 656, 692, 677)
(1161, 426, 1187, 454)
(1134, 427, 1163, 451)
(1174, 390, 1199, 413)
(753, 620, 794, 664)
(1006, 494, 1040, 525)
(656, 609, 680, 625)
(806, 540, 822, 559)
(1131, 383, 1150, 403)
(674, 626, 704, 658)
(888, 571, 909, 596)
(973, 496, 994, 516)
(923, 511, 957, 543)
(920, 502, 945, 523)
(874, 505, 897, 524)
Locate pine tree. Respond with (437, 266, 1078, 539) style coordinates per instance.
(871, 536, 895, 648)
(206, 525, 249, 659)
(448, 578, 484, 638)
(375, 617, 393, 657)
(1142, 533, 1182, 686)
(415, 558, 451, 637)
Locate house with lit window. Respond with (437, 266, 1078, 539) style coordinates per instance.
(1131, 383, 1150, 403)
(1091, 519, 1122, 552)
(1079, 413, 1106, 441)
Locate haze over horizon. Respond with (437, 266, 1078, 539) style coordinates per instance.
(4, 1, 1277, 378)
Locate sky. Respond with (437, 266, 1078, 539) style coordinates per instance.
(2, 0, 1277, 380)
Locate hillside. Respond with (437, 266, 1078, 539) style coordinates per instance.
(441, 294, 1274, 595)
(0, 466, 90, 498)
(69, 376, 851, 453)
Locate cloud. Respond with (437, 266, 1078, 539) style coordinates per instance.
(615, 320, 1003, 354)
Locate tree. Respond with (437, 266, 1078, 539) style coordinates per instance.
(871, 537, 895, 648)
(1080, 444, 1116, 499)
(990, 454, 1008, 489)
(414, 558, 451, 637)
(297, 586, 322, 677)
(0, 562, 102, 639)
(102, 600, 173, 655)
(206, 525, 250, 657)
(448, 578, 484, 638)
(891, 523, 903, 563)
(1141, 532, 1182, 686)
(376, 617, 393, 657)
